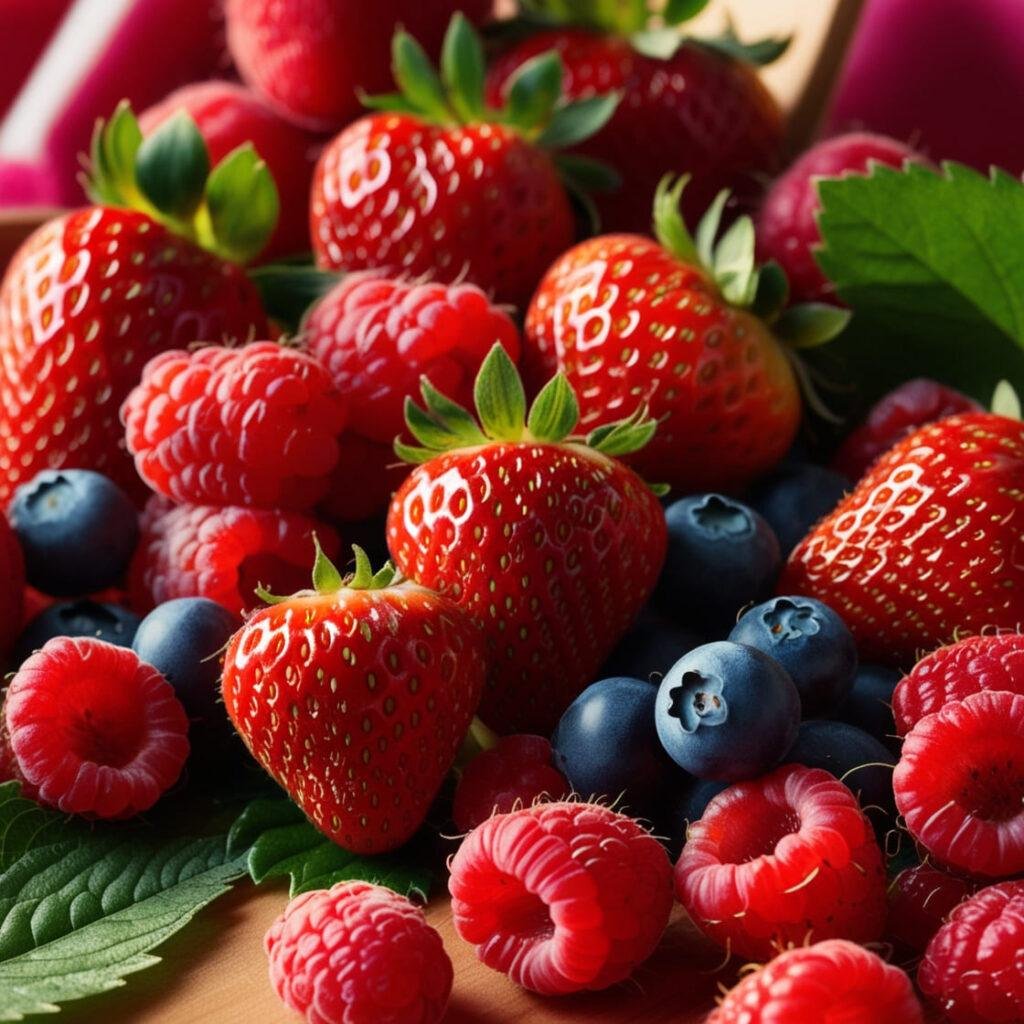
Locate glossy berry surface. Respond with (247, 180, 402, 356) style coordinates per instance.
(746, 462, 849, 556)
(893, 632, 1024, 736)
(894, 690, 1024, 878)
(452, 735, 567, 833)
(130, 499, 337, 615)
(122, 342, 347, 511)
(5, 637, 189, 817)
(599, 607, 703, 682)
(833, 377, 981, 481)
(449, 801, 673, 995)
(837, 663, 902, 754)
(264, 880, 452, 1024)
(675, 764, 887, 958)
(919, 880, 1024, 1024)
(888, 864, 979, 956)
(781, 414, 1024, 665)
(756, 131, 921, 304)
(729, 595, 858, 716)
(0, 208, 267, 503)
(552, 676, 679, 820)
(655, 641, 799, 782)
(12, 600, 141, 667)
(657, 495, 781, 634)
(9, 469, 139, 597)
(708, 939, 923, 1023)
(132, 598, 241, 729)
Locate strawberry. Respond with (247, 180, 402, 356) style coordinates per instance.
(486, 4, 784, 233)
(226, 0, 493, 131)
(310, 14, 620, 308)
(780, 411, 1024, 666)
(525, 176, 850, 495)
(386, 344, 667, 735)
(0, 104, 274, 505)
(222, 543, 486, 854)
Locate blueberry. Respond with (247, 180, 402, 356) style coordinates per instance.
(728, 595, 858, 716)
(132, 598, 241, 725)
(552, 676, 683, 819)
(655, 641, 800, 781)
(747, 463, 850, 556)
(836, 664, 902, 755)
(600, 607, 703, 682)
(656, 494, 781, 634)
(784, 719, 896, 836)
(12, 600, 141, 666)
(657, 776, 729, 857)
(9, 469, 139, 596)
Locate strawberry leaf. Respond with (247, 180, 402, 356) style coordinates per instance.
(134, 111, 210, 221)
(441, 12, 486, 123)
(814, 162, 1024, 402)
(205, 144, 280, 265)
(536, 93, 621, 150)
(226, 798, 432, 900)
(527, 373, 579, 442)
(474, 344, 527, 442)
(392, 29, 452, 123)
(504, 52, 563, 134)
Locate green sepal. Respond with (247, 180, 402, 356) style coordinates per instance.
(698, 25, 791, 67)
(393, 438, 438, 465)
(134, 111, 209, 221)
(312, 536, 344, 593)
(85, 99, 143, 207)
(630, 28, 686, 60)
(586, 403, 658, 456)
(664, 0, 711, 24)
(992, 380, 1022, 420)
(751, 260, 790, 322)
(420, 379, 489, 446)
(526, 373, 580, 442)
(250, 264, 340, 333)
(474, 344, 527, 441)
(648, 481, 671, 498)
(205, 144, 280, 265)
(505, 51, 563, 133)
(535, 92, 622, 150)
(653, 175, 699, 264)
(392, 28, 453, 123)
(713, 214, 758, 307)
(520, 0, 707, 34)
(695, 189, 730, 269)
(774, 303, 852, 349)
(554, 153, 622, 194)
(441, 11, 486, 122)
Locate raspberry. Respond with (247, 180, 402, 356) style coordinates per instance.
(887, 864, 979, 955)
(894, 690, 1024, 878)
(707, 939, 923, 1023)
(756, 132, 921, 304)
(452, 735, 568, 832)
(264, 881, 452, 1024)
(4, 637, 189, 818)
(122, 342, 347, 511)
(832, 378, 981, 481)
(919, 880, 1024, 1023)
(448, 800, 673, 994)
(675, 764, 887, 959)
(130, 498, 338, 615)
(893, 633, 1024, 736)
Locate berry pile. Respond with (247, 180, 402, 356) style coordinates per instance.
(0, 4, 1021, 1023)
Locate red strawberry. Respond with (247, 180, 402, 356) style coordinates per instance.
(486, 9, 784, 234)
(780, 412, 1024, 666)
(525, 177, 849, 494)
(139, 81, 325, 261)
(226, 0, 493, 131)
(222, 543, 486, 854)
(0, 104, 274, 505)
(386, 344, 667, 735)
(310, 15, 619, 308)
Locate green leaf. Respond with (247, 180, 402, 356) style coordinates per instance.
(0, 783, 245, 1021)
(713, 215, 758, 307)
(249, 264, 340, 332)
(992, 380, 1022, 420)
(85, 101, 144, 208)
(814, 162, 1024, 402)
(774, 303, 852, 349)
(751, 260, 790, 322)
(553, 153, 621, 194)
(695, 189, 730, 269)
(505, 51, 563, 133)
(652, 175, 698, 264)
(393, 29, 452, 122)
(630, 28, 685, 60)
(418, 380, 487, 446)
(585, 404, 659, 456)
(205, 144, 280, 265)
(227, 799, 432, 899)
(311, 536, 343, 593)
(536, 92, 621, 150)
(527, 374, 580, 442)
(441, 12, 486, 122)
(474, 344, 527, 442)
(134, 111, 210, 221)
(698, 28, 791, 67)
(664, 0, 711, 24)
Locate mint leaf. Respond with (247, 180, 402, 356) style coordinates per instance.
(227, 798, 433, 900)
(814, 162, 1024, 403)
(0, 783, 245, 1021)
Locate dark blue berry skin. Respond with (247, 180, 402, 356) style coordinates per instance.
(657, 777, 729, 858)
(11, 600, 141, 666)
(655, 494, 781, 634)
(836, 664, 902, 755)
(552, 676, 684, 819)
(132, 598, 241, 726)
(600, 607, 704, 682)
(728, 595, 858, 717)
(8, 469, 139, 597)
(784, 719, 896, 837)
(747, 463, 850, 556)
(655, 641, 800, 782)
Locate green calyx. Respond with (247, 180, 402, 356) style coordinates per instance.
(653, 174, 850, 350)
(395, 343, 659, 465)
(256, 539, 399, 605)
(992, 380, 1022, 420)
(85, 101, 279, 266)
(364, 13, 620, 161)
